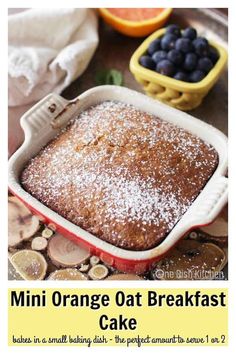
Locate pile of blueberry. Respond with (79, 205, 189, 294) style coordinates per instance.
(139, 24, 219, 83)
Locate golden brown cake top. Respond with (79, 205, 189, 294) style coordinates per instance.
(21, 101, 218, 250)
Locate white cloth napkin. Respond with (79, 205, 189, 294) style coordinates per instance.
(8, 8, 99, 107)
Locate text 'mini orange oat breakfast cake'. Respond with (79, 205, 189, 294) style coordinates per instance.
(21, 101, 218, 251)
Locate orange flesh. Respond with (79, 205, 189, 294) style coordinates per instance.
(107, 8, 164, 21)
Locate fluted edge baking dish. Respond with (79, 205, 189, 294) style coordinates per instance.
(8, 86, 228, 274)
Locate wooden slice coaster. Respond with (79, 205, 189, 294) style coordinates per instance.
(79, 264, 90, 273)
(153, 240, 226, 280)
(221, 248, 228, 270)
(90, 256, 100, 266)
(48, 233, 90, 267)
(88, 264, 109, 280)
(8, 196, 40, 247)
(41, 228, 54, 239)
(200, 217, 228, 238)
(31, 236, 48, 251)
(106, 274, 144, 280)
(48, 268, 88, 280)
(10, 250, 47, 280)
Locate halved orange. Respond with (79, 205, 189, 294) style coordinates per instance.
(99, 8, 172, 37)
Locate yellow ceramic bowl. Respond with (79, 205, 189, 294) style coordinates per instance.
(98, 8, 172, 37)
(130, 28, 228, 110)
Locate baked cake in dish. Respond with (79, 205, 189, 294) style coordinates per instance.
(21, 101, 218, 251)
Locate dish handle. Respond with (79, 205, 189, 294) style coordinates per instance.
(20, 93, 78, 136)
(188, 175, 228, 227)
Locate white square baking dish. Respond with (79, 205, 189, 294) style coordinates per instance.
(8, 86, 228, 274)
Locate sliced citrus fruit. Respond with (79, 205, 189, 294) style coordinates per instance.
(99, 8, 172, 37)
(107, 8, 164, 21)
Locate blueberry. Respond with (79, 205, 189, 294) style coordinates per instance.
(182, 27, 197, 40)
(167, 49, 183, 66)
(139, 56, 155, 70)
(189, 70, 206, 82)
(147, 38, 161, 56)
(152, 50, 167, 64)
(174, 71, 189, 82)
(161, 34, 178, 51)
(193, 37, 209, 56)
(166, 24, 181, 37)
(197, 57, 213, 73)
(175, 38, 193, 53)
(156, 59, 175, 77)
(208, 46, 219, 64)
(183, 53, 198, 71)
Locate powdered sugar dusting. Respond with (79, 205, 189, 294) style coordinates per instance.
(21, 101, 218, 250)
